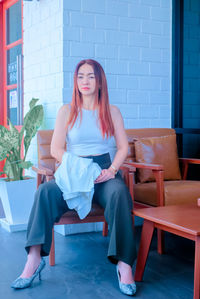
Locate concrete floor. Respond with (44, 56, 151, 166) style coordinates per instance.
(0, 223, 195, 299)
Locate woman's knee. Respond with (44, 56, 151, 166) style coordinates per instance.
(35, 181, 60, 205)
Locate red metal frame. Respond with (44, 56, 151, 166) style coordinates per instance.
(0, 2, 4, 174)
(0, 2, 3, 125)
(2, 0, 23, 127)
(0, 0, 23, 175)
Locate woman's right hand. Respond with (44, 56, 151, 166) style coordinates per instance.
(94, 168, 115, 184)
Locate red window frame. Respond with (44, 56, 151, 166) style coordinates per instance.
(0, 0, 23, 127)
(0, 0, 23, 175)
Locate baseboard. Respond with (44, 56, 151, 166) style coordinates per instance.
(0, 218, 27, 232)
(54, 222, 104, 236)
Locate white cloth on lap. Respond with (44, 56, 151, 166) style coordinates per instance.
(54, 152, 101, 219)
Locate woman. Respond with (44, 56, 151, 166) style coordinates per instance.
(11, 59, 137, 296)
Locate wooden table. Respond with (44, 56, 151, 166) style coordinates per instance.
(134, 204, 200, 299)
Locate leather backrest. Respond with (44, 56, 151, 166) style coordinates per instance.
(125, 128, 176, 161)
(37, 130, 55, 171)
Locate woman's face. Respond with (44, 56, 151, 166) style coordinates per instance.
(77, 63, 96, 97)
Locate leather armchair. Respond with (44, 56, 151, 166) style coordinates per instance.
(125, 128, 200, 253)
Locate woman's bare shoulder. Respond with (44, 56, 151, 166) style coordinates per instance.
(57, 104, 70, 117)
(110, 105, 121, 118)
(55, 104, 71, 126)
(59, 103, 70, 113)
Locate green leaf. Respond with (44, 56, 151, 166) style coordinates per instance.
(0, 125, 11, 141)
(8, 119, 20, 151)
(18, 161, 33, 169)
(3, 159, 13, 180)
(29, 98, 39, 110)
(24, 105, 44, 157)
(0, 146, 9, 161)
(0, 125, 13, 160)
(0, 121, 20, 161)
(0, 98, 43, 180)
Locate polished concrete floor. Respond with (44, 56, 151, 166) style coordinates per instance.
(0, 224, 194, 299)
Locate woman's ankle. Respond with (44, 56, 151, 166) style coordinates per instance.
(20, 257, 41, 278)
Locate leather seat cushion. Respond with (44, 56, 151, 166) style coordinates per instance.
(134, 180, 200, 206)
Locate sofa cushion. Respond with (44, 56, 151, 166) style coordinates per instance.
(134, 180, 200, 206)
(135, 134, 181, 183)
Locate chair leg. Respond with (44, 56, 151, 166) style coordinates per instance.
(157, 229, 165, 254)
(103, 221, 108, 236)
(49, 228, 55, 266)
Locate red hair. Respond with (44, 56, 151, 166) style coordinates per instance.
(67, 59, 114, 138)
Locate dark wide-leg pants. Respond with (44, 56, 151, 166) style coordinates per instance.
(25, 153, 137, 266)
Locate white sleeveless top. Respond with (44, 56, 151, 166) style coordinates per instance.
(66, 108, 116, 159)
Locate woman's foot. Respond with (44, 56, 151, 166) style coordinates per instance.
(11, 258, 46, 289)
(11, 245, 45, 289)
(117, 261, 134, 284)
(116, 261, 136, 296)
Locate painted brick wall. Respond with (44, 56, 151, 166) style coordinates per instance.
(63, 0, 172, 129)
(23, 0, 64, 170)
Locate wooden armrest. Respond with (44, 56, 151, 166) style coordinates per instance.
(120, 163, 136, 172)
(125, 161, 164, 171)
(179, 158, 200, 180)
(125, 161, 165, 206)
(179, 158, 200, 165)
(32, 166, 54, 176)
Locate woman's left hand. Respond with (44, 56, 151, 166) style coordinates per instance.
(95, 168, 115, 184)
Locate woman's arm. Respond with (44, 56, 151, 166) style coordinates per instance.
(108, 105, 128, 172)
(95, 105, 128, 183)
(50, 104, 70, 163)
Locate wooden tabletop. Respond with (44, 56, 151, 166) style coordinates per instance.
(134, 204, 200, 236)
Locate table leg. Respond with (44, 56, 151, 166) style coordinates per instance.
(134, 219, 154, 281)
(157, 229, 165, 254)
(194, 236, 200, 299)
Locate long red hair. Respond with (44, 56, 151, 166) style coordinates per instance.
(67, 59, 114, 138)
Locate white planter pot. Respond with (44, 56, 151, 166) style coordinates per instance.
(0, 178, 36, 232)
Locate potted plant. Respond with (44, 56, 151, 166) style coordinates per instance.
(0, 98, 44, 232)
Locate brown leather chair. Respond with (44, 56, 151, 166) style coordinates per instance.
(125, 128, 200, 253)
(32, 130, 135, 266)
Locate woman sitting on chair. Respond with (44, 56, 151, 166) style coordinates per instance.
(11, 59, 137, 296)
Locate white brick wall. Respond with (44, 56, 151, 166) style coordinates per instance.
(63, 0, 172, 129)
(23, 0, 64, 171)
